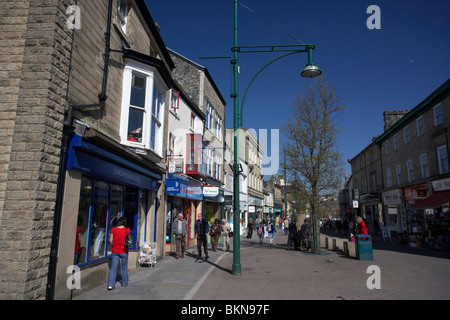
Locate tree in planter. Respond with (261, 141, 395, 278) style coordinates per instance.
(281, 76, 345, 253)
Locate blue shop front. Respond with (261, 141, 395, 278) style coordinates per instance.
(55, 130, 164, 299)
(165, 173, 203, 251)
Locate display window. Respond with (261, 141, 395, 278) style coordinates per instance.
(74, 176, 147, 266)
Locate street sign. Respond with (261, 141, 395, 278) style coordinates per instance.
(353, 200, 359, 208)
(166, 179, 181, 194)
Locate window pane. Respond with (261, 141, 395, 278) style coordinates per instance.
(74, 177, 92, 265)
(127, 107, 144, 142)
(89, 182, 109, 260)
(130, 73, 146, 108)
(107, 185, 124, 254)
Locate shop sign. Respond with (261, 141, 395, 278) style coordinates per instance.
(249, 206, 255, 213)
(203, 186, 219, 197)
(166, 179, 181, 194)
(168, 159, 183, 173)
(432, 178, 450, 192)
(382, 189, 402, 205)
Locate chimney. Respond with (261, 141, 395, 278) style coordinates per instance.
(383, 110, 409, 131)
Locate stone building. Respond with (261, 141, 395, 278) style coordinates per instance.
(0, 0, 177, 300)
(168, 49, 227, 225)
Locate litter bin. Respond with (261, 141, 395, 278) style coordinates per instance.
(356, 234, 373, 261)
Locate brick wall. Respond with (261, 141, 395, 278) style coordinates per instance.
(0, 0, 74, 300)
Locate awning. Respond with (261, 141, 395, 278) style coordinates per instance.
(409, 190, 450, 209)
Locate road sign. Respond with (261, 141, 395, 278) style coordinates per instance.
(353, 200, 359, 208)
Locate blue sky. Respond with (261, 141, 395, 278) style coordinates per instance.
(146, 0, 450, 179)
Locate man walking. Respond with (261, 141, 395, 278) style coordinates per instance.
(194, 214, 209, 260)
(172, 213, 188, 259)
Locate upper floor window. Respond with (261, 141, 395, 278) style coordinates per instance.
(393, 134, 399, 150)
(416, 116, 424, 136)
(420, 153, 429, 179)
(190, 113, 196, 130)
(387, 168, 392, 188)
(396, 164, 402, 185)
(215, 114, 222, 140)
(403, 126, 410, 143)
(434, 103, 443, 126)
(206, 101, 214, 131)
(384, 140, 390, 155)
(437, 145, 449, 174)
(117, 0, 128, 34)
(407, 160, 414, 182)
(120, 62, 166, 157)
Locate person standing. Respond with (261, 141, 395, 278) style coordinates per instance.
(267, 220, 276, 245)
(356, 216, 368, 240)
(210, 218, 222, 252)
(284, 218, 289, 236)
(221, 219, 231, 252)
(287, 219, 298, 250)
(300, 219, 311, 251)
(246, 218, 254, 238)
(257, 223, 265, 245)
(194, 214, 209, 260)
(107, 217, 129, 290)
(172, 213, 188, 259)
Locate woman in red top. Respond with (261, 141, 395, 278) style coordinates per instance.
(107, 217, 130, 290)
(356, 216, 368, 241)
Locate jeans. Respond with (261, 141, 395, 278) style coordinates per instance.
(107, 253, 128, 288)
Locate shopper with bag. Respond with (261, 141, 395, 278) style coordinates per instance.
(107, 217, 130, 290)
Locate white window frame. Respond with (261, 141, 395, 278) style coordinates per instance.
(393, 134, 399, 150)
(387, 168, 392, 188)
(420, 153, 429, 179)
(206, 101, 214, 131)
(396, 164, 402, 185)
(416, 116, 424, 136)
(120, 61, 166, 157)
(437, 145, 449, 174)
(215, 114, 222, 141)
(433, 103, 443, 126)
(403, 126, 410, 143)
(407, 160, 414, 182)
(384, 140, 389, 155)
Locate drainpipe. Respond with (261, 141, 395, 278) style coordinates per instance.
(46, 0, 113, 300)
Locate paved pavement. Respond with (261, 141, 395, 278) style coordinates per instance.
(74, 227, 450, 302)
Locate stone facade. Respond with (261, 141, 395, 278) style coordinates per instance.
(0, 0, 75, 300)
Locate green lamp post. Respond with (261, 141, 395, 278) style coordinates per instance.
(229, 0, 321, 275)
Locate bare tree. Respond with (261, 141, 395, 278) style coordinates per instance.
(281, 76, 345, 252)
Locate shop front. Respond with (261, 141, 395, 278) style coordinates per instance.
(381, 189, 405, 234)
(404, 183, 429, 234)
(56, 133, 162, 299)
(360, 193, 382, 235)
(408, 178, 450, 250)
(248, 195, 264, 223)
(165, 173, 202, 252)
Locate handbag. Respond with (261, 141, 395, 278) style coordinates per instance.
(124, 228, 133, 247)
(228, 231, 234, 237)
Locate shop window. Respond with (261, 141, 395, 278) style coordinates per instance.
(74, 178, 92, 265)
(74, 178, 144, 266)
(89, 181, 110, 261)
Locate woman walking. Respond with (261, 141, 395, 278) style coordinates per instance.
(221, 219, 231, 251)
(107, 217, 130, 290)
(210, 218, 222, 252)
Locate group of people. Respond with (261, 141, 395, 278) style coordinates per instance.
(172, 213, 232, 261)
(247, 218, 278, 245)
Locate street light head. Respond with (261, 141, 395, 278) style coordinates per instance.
(301, 63, 322, 78)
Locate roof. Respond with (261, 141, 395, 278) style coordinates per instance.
(375, 78, 450, 144)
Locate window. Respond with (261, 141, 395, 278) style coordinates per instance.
(120, 63, 166, 157)
(170, 90, 179, 111)
(117, 0, 128, 34)
(407, 160, 414, 182)
(214, 154, 221, 180)
(206, 148, 213, 177)
(437, 145, 449, 174)
(215, 114, 222, 140)
(74, 178, 144, 266)
(190, 113, 195, 130)
(393, 134, 399, 150)
(396, 165, 402, 185)
(168, 133, 175, 158)
(404, 126, 410, 143)
(434, 103, 443, 126)
(387, 169, 392, 188)
(206, 101, 214, 131)
(420, 153, 429, 179)
(416, 116, 424, 136)
(385, 141, 390, 155)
